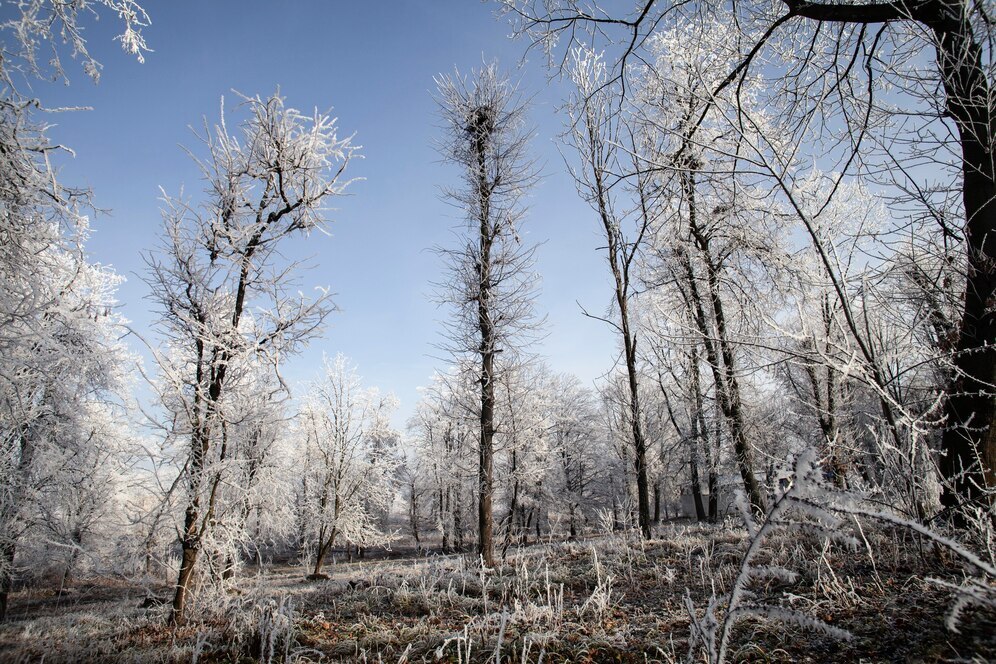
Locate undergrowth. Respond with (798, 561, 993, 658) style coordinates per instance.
(0, 498, 994, 662)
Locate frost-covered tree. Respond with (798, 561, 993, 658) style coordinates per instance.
(146, 92, 357, 625)
(565, 50, 657, 536)
(545, 373, 605, 538)
(0, 0, 149, 622)
(435, 63, 541, 566)
(495, 364, 552, 548)
(407, 368, 479, 553)
(0, 257, 131, 620)
(296, 354, 399, 577)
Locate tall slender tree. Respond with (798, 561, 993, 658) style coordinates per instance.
(435, 63, 541, 567)
(565, 50, 655, 537)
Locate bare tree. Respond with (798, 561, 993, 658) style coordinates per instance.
(146, 92, 356, 625)
(546, 372, 605, 537)
(296, 354, 398, 578)
(435, 63, 541, 566)
(565, 50, 656, 537)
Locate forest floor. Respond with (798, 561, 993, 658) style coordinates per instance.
(0, 522, 994, 663)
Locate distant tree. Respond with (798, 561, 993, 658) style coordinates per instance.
(146, 92, 357, 626)
(546, 373, 604, 538)
(495, 364, 552, 548)
(296, 354, 398, 577)
(435, 63, 541, 566)
(407, 369, 478, 553)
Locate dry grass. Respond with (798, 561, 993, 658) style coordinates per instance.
(0, 523, 993, 662)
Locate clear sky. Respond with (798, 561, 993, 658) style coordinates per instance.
(22, 0, 620, 427)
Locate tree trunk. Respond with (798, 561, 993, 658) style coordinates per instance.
(410, 483, 421, 550)
(472, 110, 497, 569)
(708, 471, 719, 522)
(506, 451, 520, 551)
(441, 486, 450, 553)
(689, 345, 708, 521)
(0, 541, 15, 623)
(60, 529, 82, 588)
(619, 296, 653, 539)
(170, 544, 198, 626)
(931, 9, 996, 518)
(582, 115, 652, 539)
(455, 491, 464, 551)
(708, 406, 720, 522)
(784, 0, 996, 525)
(689, 445, 707, 522)
(312, 531, 335, 577)
(653, 483, 661, 523)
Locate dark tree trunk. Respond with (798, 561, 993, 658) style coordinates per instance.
(410, 482, 421, 550)
(470, 107, 497, 568)
(170, 488, 203, 626)
(708, 410, 720, 522)
(930, 6, 996, 518)
(619, 297, 653, 539)
(506, 451, 520, 551)
(312, 533, 335, 577)
(455, 492, 464, 551)
(653, 483, 661, 523)
(441, 486, 450, 553)
(170, 544, 198, 626)
(689, 345, 708, 521)
(689, 446, 707, 522)
(708, 471, 719, 522)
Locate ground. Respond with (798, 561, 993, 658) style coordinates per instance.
(0, 523, 994, 662)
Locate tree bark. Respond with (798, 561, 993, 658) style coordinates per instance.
(170, 544, 198, 626)
(653, 483, 661, 523)
(689, 345, 709, 521)
(0, 541, 15, 623)
(410, 482, 421, 551)
(472, 108, 498, 568)
(312, 527, 337, 577)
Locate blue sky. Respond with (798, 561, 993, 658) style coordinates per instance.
(24, 0, 619, 427)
